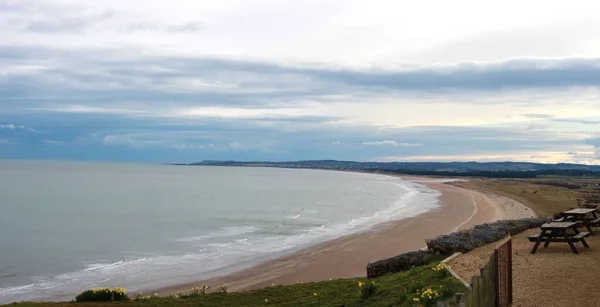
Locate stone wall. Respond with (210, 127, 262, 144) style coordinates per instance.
(366, 218, 548, 278)
(367, 250, 431, 278)
(426, 218, 547, 254)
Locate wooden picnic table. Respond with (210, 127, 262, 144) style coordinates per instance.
(563, 208, 600, 235)
(529, 222, 590, 254)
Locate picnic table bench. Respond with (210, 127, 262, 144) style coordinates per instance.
(529, 222, 590, 254)
(562, 208, 600, 235)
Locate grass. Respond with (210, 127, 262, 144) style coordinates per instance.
(460, 179, 583, 217)
(6, 263, 466, 307)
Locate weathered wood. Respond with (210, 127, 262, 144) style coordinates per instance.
(589, 217, 600, 225)
(572, 232, 590, 239)
(455, 293, 465, 307)
(459, 238, 512, 307)
(564, 208, 597, 215)
(541, 222, 578, 230)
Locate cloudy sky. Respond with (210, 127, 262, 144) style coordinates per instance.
(1, 0, 600, 163)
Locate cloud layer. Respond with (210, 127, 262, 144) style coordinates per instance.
(1, 0, 600, 163)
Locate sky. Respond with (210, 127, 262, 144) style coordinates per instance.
(1, 0, 600, 164)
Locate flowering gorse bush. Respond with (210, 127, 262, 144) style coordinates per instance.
(411, 286, 443, 306)
(431, 263, 450, 277)
(75, 287, 128, 302)
(358, 280, 377, 299)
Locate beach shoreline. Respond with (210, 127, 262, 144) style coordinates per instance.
(154, 174, 536, 295)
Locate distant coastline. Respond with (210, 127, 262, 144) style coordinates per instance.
(174, 160, 600, 178)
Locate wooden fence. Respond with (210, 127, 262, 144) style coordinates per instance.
(444, 237, 513, 307)
(495, 237, 513, 307)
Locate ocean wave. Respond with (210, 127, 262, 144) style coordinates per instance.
(177, 226, 260, 243)
(0, 284, 34, 295)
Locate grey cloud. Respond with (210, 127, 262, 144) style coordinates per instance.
(362, 140, 423, 147)
(523, 114, 554, 119)
(2, 2, 201, 35)
(0, 106, 587, 162)
(553, 118, 600, 125)
(3, 47, 600, 92)
(123, 21, 204, 33)
(585, 138, 600, 147)
(2, 46, 600, 115)
(21, 10, 115, 33)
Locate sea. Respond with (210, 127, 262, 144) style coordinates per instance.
(0, 161, 440, 303)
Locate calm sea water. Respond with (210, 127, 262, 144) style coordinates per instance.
(0, 161, 439, 303)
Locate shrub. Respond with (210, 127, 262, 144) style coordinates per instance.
(358, 281, 377, 299)
(431, 263, 449, 278)
(217, 285, 228, 294)
(75, 287, 128, 302)
(410, 286, 448, 307)
(178, 286, 209, 298)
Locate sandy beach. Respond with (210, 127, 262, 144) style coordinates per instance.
(156, 176, 535, 295)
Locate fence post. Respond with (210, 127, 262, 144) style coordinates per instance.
(455, 293, 465, 307)
(508, 238, 513, 305)
(494, 249, 499, 307)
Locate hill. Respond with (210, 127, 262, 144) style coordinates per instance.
(181, 160, 600, 178)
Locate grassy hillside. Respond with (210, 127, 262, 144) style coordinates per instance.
(7, 263, 466, 307)
(459, 178, 600, 217)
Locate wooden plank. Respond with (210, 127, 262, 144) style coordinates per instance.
(484, 260, 495, 307)
(478, 276, 486, 307)
(541, 222, 577, 229)
(508, 238, 513, 305)
(564, 208, 596, 215)
(471, 276, 479, 307)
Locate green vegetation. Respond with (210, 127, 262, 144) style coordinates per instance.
(8, 263, 466, 307)
(465, 179, 600, 217)
(358, 281, 376, 300)
(75, 288, 128, 302)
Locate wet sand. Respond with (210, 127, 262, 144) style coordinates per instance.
(156, 176, 535, 295)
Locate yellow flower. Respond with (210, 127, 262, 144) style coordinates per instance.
(271, 283, 275, 287)
(265, 299, 268, 303)
(313, 292, 317, 296)
(413, 298, 420, 302)
(358, 281, 364, 287)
